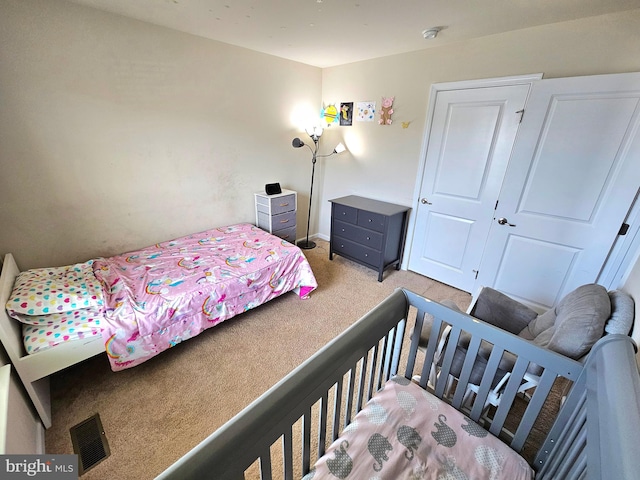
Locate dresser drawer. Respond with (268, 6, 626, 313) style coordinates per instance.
(357, 210, 386, 233)
(272, 225, 296, 243)
(333, 220, 383, 251)
(332, 237, 381, 268)
(332, 203, 358, 224)
(256, 193, 296, 215)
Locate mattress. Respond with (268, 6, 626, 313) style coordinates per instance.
(306, 376, 533, 479)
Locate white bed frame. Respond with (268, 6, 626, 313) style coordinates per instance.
(0, 253, 104, 428)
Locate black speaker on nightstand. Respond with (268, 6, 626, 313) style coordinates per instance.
(265, 183, 282, 195)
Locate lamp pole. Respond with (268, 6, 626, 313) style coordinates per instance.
(292, 129, 344, 250)
(300, 138, 319, 249)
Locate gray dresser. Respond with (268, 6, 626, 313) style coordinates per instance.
(329, 195, 410, 282)
(254, 189, 297, 243)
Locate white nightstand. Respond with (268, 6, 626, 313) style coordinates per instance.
(254, 189, 297, 243)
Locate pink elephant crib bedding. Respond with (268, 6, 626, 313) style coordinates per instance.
(6, 223, 317, 370)
(305, 375, 533, 480)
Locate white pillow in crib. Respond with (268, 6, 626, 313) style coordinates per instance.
(10, 305, 105, 326)
(5, 260, 104, 318)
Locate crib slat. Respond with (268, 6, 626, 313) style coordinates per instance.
(341, 368, 356, 427)
(389, 319, 405, 378)
(511, 368, 557, 451)
(301, 408, 311, 475)
(366, 344, 379, 401)
(489, 356, 530, 436)
(537, 390, 587, 478)
(554, 428, 587, 479)
(317, 391, 328, 459)
(417, 312, 442, 389)
(282, 428, 293, 480)
(259, 450, 273, 480)
(380, 328, 392, 387)
(435, 325, 462, 398)
(332, 380, 343, 442)
(568, 456, 587, 480)
(450, 334, 482, 410)
(355, 355, 367, 416)
(469, 345, 505, 421)
(405, 313, 423, 378)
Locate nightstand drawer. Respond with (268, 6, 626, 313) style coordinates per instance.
(271, 210, 296, 229)
(256, 193, 296, 215)
(332, 237, 381, 268)
(332, 203, 358, 224)
(273, 225, 296, 243)
(333, 220, 383, 250)
(357, 210, 385, 233)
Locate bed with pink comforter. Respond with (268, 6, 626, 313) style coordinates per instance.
(7, 223, 317, 372)
(91, 223, 317, 370)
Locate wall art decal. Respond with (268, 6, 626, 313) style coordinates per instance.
(356, 102, 376, 122)
(379, 96, 394, 125)
(340, 102, 353, 126)
(322, 104, 339, 125)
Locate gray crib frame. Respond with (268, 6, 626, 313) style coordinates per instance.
(157, 288, 640, 480)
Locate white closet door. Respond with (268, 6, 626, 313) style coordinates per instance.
(476, 72, 640, 309)
(408, 83, 530, 292)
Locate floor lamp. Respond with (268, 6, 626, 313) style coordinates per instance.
(292, 127, 346, 250)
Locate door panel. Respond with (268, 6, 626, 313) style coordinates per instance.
(408, 84, 530, 292)
(477, 73, 640, 309)
(493, 235, 581, 309)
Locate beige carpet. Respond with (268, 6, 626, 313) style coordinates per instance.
(45, 239, 473, 479)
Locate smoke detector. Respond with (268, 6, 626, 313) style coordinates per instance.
(422, 27, 441, 40)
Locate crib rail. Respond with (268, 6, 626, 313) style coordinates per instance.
(156, 288, 638, 480)
(535, 334, 640, 479)
(403, 289, 584, 451)
(158, 289, 410, 480)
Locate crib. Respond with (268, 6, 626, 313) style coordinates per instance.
(157, 288, 640, 479)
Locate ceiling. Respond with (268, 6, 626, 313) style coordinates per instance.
(68, 0, 639, 68)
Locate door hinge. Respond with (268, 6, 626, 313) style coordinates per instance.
(472, 269, 479, 279)
(516, 109, 525, 123)
(619, 223, 630, 236)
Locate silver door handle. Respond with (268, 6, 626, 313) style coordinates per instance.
(420, 198, 432, 205)
(497, 217, 516, 227)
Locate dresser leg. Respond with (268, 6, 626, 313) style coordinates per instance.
(378, 271, 383, 282)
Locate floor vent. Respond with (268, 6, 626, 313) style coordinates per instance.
(70, 413, 110, 475)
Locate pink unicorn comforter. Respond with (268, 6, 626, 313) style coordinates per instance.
(92, 223, 317, 371)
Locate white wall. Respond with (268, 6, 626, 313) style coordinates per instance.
(0, 0, 321, 269)
(622, 252, 640, 350)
